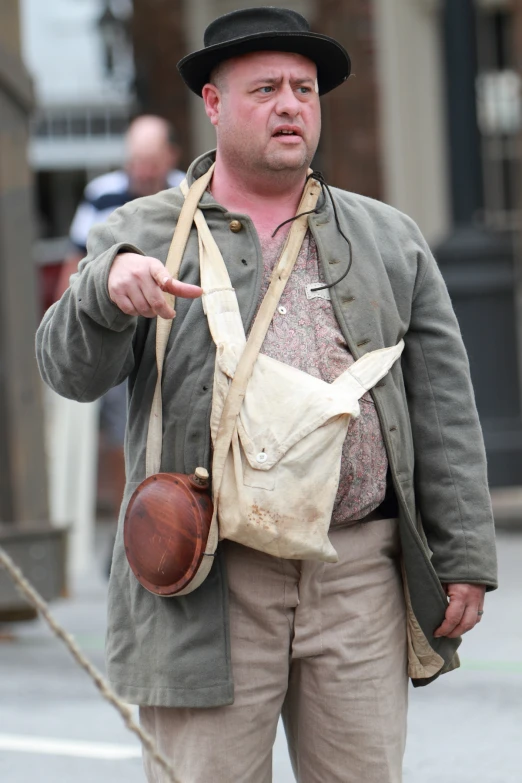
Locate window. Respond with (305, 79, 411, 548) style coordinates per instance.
(476, 7, 521, 229)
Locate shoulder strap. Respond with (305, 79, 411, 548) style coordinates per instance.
(145, 165, 215, 477)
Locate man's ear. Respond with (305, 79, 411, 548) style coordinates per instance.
(202, 84, 221, 127)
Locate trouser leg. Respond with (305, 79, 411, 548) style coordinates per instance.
(282, 518, 408, 783)
(140, 540, 299, 783)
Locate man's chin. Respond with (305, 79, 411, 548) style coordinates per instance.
(264, 150, 310, 173)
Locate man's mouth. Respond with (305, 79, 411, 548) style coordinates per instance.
(272, 127, 302, 137)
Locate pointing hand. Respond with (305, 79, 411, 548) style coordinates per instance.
(108, 252, 202, 319)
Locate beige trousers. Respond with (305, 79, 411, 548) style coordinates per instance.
(141, 518, 408, 783)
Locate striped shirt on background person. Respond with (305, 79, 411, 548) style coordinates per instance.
(70, 169, 185, 254)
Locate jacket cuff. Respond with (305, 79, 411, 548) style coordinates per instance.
(76, 242, 145, 331)
(437, 577, 498, 592)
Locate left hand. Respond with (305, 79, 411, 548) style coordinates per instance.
(434, 583, 486, 639)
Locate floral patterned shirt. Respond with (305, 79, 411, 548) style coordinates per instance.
(256, 230, 387, 526)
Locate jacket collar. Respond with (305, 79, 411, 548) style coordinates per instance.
(186, 149, 216, 186)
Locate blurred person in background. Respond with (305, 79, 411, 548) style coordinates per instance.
(56, 115, 184, 523)
(37, 8, 498, 782)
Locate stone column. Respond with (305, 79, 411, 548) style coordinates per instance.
(373, 0, 450, 243)
(0, 0, 66, 615)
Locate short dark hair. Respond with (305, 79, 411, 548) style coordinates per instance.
(209, 60, 232, 93)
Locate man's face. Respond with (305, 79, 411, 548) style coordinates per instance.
(206, 51, 321, 178)
(124, 117, 178, 197)
(126, 150, 174, 197)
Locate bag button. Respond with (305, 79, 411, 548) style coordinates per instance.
(256, 452, 268, 464)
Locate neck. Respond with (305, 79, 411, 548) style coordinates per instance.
(209, 155, 308, 240)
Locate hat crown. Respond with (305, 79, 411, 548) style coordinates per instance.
(178, 6, 350, 97)
(204, 7, 311, 48)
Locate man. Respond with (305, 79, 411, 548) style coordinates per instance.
(36, 8, 498, 783)
(56, 114, 184, 521)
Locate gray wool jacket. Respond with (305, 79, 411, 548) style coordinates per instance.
(36, 151, 498, 707)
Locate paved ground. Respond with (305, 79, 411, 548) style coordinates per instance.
(0, 526, 521, 782)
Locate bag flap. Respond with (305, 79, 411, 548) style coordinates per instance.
(237, 354, 361, 470)
(236, 342, 405, 471)
(338, 340, 405, 391)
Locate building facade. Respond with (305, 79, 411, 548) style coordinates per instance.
(20, 0, 134, 245)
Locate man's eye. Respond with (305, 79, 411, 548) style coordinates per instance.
(259, 86, 274, 94)
(298, 87, 311, 94)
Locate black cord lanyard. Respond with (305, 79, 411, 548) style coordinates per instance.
(271, 171, 353, 291)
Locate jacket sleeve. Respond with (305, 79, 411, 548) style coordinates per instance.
(402, 232, 498, 589)
(36, 219, 144, 402)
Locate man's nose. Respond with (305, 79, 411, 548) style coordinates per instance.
(274, 84, 301, 116)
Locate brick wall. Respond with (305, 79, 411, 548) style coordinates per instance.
(312, 0, 383, 199)
(131, 0, 193, 170)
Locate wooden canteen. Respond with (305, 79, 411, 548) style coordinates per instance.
(123, 468, 213, 596)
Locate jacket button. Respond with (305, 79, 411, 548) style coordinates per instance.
(229, 220, 242, 233)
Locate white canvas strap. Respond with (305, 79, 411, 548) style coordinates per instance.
(179, 179, 246, 352)
(145, 164, 215, 477)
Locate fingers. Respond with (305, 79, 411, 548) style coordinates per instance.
(150, 263, 202, 299)
(116, 295, 139, 317)
(108, 253, 201, 319)
(126, 286, 175, 320)
(436, 603, 479, 639)
(434, 594, 466, 639)
(434, 583, 486, 639)
(111, 271, 175, 319)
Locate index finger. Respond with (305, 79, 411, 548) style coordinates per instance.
(163, 278, 203, 299)
(149, 262, 202, 299)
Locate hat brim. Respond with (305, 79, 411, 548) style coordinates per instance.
(177, 32, 351, 96)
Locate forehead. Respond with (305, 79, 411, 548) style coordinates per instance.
(226, 50, 317, 82)
(126, 124, 169, 156)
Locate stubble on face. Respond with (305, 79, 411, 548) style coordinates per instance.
(212, 52, 321, 184)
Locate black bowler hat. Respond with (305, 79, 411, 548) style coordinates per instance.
(177, 7, 351, 97)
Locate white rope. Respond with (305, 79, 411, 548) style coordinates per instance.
(0, 545, 181, 783)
